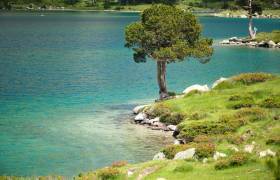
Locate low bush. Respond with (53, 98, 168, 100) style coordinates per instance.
(260, 96, 280, 108)
(168, 91, 176, 96)
(173, 164, 193, 173)
(266, 136, 280, 145)
(225, 134, 244, 145)
(196, 142, 216, 158)
(228, 95, 242, 101)
(193, 135, 212, 143)
(255, 30, 280, 43)
(232, 73, 275, 85)
(97, 167, 120, 180)
(227, 98, 255, 109)
(145, 104, 171, 118)
(111, 161, 127, 167)
(234, 107, 267, 122)
(215, 152, 249, 170)
(160, 112, 186, 125)
(161, 144, 193, 159)
(266, 155, 280, 180)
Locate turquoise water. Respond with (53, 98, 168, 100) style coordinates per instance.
(0, 11, 280, 176)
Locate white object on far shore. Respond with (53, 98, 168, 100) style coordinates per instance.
(182, 84, 210, 94)
(174, 148, 196, 160)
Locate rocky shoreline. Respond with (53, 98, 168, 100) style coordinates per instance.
(220, 37, 280, 49)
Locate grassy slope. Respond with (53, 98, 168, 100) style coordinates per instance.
(1, 74, 279, 180)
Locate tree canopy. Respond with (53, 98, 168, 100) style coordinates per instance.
(125, 4, 213, 64)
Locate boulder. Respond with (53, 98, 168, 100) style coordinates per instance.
(247, 41, 258, 47)
(174, 139, 181, 145)
(167, 125, 177, 131)
(133, 105, 149, 114)
(244, 144, 254, 153)
(239, 14, 247, 18)
(259, 149, 276, 158)
(220, 39, 230, 44)
(268, 40, 276, 48)
(134, 112, 147, 122)
(229, 37, 238, 42)
(148, 117, 160, 125)
(153, 152, 166, 160)
(174, 148, 196, 160)
(258, 41, 268, 48)
(202, 158, 208, 163)
(183, 84, 210, 94)
(213, 151, 227, 161)
(212, 77, 228, 88)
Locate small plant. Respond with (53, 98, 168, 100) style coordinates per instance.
(266, 136, 280, 145)
(193, 135, 211, 143)
(173, 164, 193, 172)
(228, 95, 242, 101)
(232, 73, 275, 85)
(160, 112, 185, 125)
(195, 142, 215, 158)
(225, 134, 244, 145)
(97, 167, 120, 180)
(234, 107, 267, 122)
(168, 91, 177, 96)
(111, 161, 127, 167)
(214, 159, 230, 170)
(266, 155, 280, 180)
(161, 144, 193, 159)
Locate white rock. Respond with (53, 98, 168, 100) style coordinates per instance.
(230, 146, 239, 152)
(268, 40, 276, 48)
(174, 148, 196, 160)
(220, 39, 230, 44)
(239, 14, 247, 18)
(183, 84, 210, 94)
(148, 117, 160, 124)
(229, 37, 238, 41)
(174, 139, 180, 145)
(134, 112, 147, 121)
(127, 170, 134, 177)
(133, 105, 149, 114)
(203, 158, 208, 163)
(213, 151, 227, 161)
(259, 149, 276, 158)
(167, 125, 177, 131)
(153, 152, 166, 160)
(247, 41, 258, 46)
(244, 144, 254, 153)
(251, 141, 256, 145)
(157, 178, 166, 180)
(212, 77, 228, 88)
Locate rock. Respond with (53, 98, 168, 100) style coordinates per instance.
(133, 105, 149, 114)
(183, 84, 210, 94)
(212, 77, 228, 88)
(157, 178, 166, 180)
(259, 149, 276, 158)
(213, 151, 227, 161)
(268, 40, 276, 48)
(230, 145, 239, 152)
(174, 148, 196, 160)
(220, 39, 230, 44)
(229, 37, 238, 42)
(239, 14, 247, 18)
(153, 152, 166, 160)
(167, 125, 177, 131)
(134, 112, 147, 122)
(276, 42, 280, 48)
(174, 139, 181, 145)
(148, 117, 160, 125)
(202, 158, 208, 163)
(247, 41, 258, 47)
(244, 144, 254, 153)
(258, 41, 268, 48)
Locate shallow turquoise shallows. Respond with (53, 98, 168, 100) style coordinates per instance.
(0, 11, 279, 176)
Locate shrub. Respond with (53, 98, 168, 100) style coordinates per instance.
(234, 107, 267, 122)
(215, 152, 249, 170)
(227, 98, 255, 109)
(225, 134, 244, 145)
(97, 167, 120, 180)
(111, 161, 127, 167)
(266, 136, 280, 145)
(145, 104, 171, 118)
(215, 159, 230, 170)
(260, 96, 280, 108)
(228, 95, 242, 101)
(160, 112, 185, 125)
(196, 142, 215, 158)
(266, 155, 280, 180)
(161, 144, 193, 159)
(193, 135, 211, 143)
(232, 73, 275, 85)
(168, 91, 176, 96)
(173, 164, 193, 172)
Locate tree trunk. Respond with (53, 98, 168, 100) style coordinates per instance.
(157, 61, 168, 100)
(248, 0, 256, 39)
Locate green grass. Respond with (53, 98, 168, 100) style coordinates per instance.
(255, 30, 280, 43)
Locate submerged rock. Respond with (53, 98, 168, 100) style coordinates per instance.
(153, 152, 166, 160)
(183, 84, 210, 94)
(174, 148, 196, 160)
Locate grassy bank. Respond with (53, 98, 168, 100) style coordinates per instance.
(1, 73, 279, 179)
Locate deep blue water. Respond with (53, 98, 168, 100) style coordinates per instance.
(0, 11, 279, 176)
